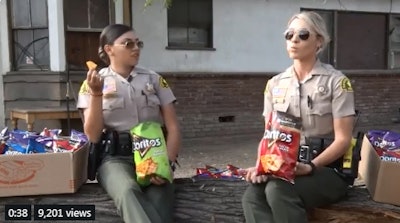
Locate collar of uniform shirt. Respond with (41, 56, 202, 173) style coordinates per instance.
(127, 75, 133, 82)
(127, 70, 138, 82)
(107, 67, 137, 83)
(285, 59, 329, 79)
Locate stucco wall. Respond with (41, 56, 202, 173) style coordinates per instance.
(132, 0, 400, 73)
(0, 0, 9, 127)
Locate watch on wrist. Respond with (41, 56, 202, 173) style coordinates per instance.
(306, 161, 316, 175)
(169, 160, 176, 172)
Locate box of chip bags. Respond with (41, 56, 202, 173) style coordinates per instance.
(0, 128, 89, 197)
(130, 122, 172, 186)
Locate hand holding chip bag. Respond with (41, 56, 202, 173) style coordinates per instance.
(256, 111, 302, 184)
(130, 122, 172, 187)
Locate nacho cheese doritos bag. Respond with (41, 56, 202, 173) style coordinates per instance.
(257, 111, 302, 184)
(130, 122, 172, 186)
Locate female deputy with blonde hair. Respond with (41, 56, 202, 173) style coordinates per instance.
(241, 11, 355, 223)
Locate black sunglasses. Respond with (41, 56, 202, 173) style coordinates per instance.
(115, 40, 144, 49)
(284, 29, 311, 41)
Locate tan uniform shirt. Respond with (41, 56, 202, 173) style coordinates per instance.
(263, 60, 355, 138)
(77, 66, 176, 132)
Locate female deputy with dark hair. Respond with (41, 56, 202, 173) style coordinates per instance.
(77, 24, 181, 223)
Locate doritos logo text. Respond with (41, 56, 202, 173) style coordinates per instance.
(132, 136, 162, 157)
(263, 130, 293, 143)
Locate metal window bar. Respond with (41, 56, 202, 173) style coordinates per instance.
(13, 36, 49, 71)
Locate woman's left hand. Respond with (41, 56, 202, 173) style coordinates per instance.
(295, 162, 313, 176)
(150, 175, 167, 185)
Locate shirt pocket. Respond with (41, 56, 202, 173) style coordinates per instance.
(308, 102, 331, 115)
(138, 94, 161, 121)
(102, 97, 125, 111)
(307, 101, 333, 134)
(273, 101, 289, 113)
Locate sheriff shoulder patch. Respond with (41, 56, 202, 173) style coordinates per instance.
(340, 77, 353, 92)
(79, 80, 90, 94)
(159, 76, 170, 88)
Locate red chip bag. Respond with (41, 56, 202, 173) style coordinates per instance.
(256, 111, 302, 183)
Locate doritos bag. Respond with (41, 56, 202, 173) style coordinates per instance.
(257, 111, 302, 184)
(130, 122, 172, 186)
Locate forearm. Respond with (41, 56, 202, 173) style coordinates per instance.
(312, 137, 351, 167)
(166, 124, 181, 162)
(313, 116, 355, 167)
(84, 96, 104, 143)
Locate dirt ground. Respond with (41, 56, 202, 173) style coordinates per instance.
(174, 133, 261, 178)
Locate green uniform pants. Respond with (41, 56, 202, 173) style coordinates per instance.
(97, 155, 175, 223)
(242, 167, 348, 223)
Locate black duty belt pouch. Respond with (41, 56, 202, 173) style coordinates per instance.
(104, 131, 118, 155)
(87, 133, 106, 181)
(308, 137, 343, 170)
(87, 131, 134, 181)
(299, 132, 364, 185)
(299, 137, 342, 169)
(298, 138, 333, 163)
(116, 132, 132, 156)
(104, 131, 132, 156)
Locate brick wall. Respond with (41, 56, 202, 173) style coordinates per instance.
(350, 72, 400, 133)
(163, 72, 400, 139)
(163, 73, 268, 138)
(5, 71, 400, 139)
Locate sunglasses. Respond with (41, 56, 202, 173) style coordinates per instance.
(284, 29, 311, 41)
(114, 40, 144, 49)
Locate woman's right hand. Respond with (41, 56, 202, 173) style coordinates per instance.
(86, 69, 103, 94)
(245, 166, 268, 184)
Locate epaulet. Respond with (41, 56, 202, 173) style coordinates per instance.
(320, 63, 341, 77)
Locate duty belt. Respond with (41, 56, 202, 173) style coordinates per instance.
(104, 131, 132, 156)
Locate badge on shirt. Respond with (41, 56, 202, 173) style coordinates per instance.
(144, 82, 156, 94)
(317, 85, 327, 94)
(340, 77, 353, 92)
(103, 77, 117, 95)
(146, 83, 154, 92)
(159, 77, 170, 88)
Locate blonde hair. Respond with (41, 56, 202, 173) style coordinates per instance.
(287, 11, 331, 54)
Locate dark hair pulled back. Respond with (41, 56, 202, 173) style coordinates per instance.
(98, 24, 134, 65)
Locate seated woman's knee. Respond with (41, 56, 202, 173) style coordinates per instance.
(264, 180, 289, 203)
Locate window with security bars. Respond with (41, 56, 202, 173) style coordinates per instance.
(65, 0, 116, 70)
(9, 0, 50, 71)
(305, 9, 390, 70)
(389, 15, 400, 69)
(167, 0, 213, 49)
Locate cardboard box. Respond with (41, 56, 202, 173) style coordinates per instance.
(0, 143, 88, 197)
(359, 135, 400, 205)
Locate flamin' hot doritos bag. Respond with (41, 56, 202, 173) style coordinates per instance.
(130, 122, 172, 186)
(256, 111, 302, 183)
